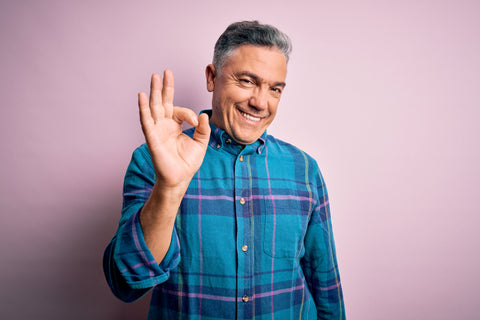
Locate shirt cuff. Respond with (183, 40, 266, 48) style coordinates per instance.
(113, 208, 181, 289)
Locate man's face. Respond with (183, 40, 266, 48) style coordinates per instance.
(206, 45, 287, 145)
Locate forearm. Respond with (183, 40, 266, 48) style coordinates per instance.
(103, 202, 181, 302)
(103, 70, 210, 302)
(140, 181, 187, 264)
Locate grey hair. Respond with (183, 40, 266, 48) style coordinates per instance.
(212, 20, 292, 72)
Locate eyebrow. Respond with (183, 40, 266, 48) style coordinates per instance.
(235, 71, 286, 88)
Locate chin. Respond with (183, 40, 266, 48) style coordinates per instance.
(232, 132, 260, 145)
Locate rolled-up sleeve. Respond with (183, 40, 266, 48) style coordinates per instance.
(103, 144, 181, 302)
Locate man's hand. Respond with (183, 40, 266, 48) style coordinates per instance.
(138, 71, 210, 192)
(137, 71, 210, 263)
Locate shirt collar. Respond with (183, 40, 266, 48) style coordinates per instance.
(200, 109, 266, 155)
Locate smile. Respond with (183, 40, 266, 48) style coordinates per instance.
(240, 111, 261, 122)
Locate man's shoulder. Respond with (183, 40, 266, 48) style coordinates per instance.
(129, 143, 153, 166)
(265, 134, 317, 165)
(132, 143, 150, 156)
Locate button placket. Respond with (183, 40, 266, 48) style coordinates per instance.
(234, 148, 254, 317)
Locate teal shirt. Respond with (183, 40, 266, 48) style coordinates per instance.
(104, 116, 345, 319)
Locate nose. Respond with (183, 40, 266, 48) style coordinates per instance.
(248, 87, 268, 111)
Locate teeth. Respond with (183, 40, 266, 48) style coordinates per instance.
(241, 111, 260, 122)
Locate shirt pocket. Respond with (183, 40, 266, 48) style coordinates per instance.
(263, 196, 311, 259)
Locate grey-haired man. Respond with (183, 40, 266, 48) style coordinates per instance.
(104, 21, 345, 319)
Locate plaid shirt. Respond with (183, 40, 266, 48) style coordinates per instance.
(104, 116, 345, 319)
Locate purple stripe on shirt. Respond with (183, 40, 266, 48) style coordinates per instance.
(253, 284, 305, 299)
(318, 282, 341, 291)
(198, 175, 316, 187)
(131, 210, 155, 277)
(119, 259, 157, 273)
(183, 193, 316, 204)
(161, 284, 305, 302)
(170, 267, 299, 278)
(313, 200, 329, 210)
(183, 194, 234, 201)
(123, 188, 152, 196)
(162, 288, 237, 302)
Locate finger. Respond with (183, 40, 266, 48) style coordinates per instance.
(138, 92, 153, 133)
(149, 73, 164, 121)
(193, 113, 211, 147)
(172, 107, 199, 127)
(162, 70, 174, 118)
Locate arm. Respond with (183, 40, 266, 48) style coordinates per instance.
(301, 163, 346, 319)
(138, 71, 210, 263)
(103, 71, 210, 302)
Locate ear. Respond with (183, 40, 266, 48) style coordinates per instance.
(205, 64, 216, 92)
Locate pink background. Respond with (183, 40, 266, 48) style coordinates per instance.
(1, 0, 479, 319)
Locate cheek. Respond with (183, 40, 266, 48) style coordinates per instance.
(226, 87, 252, 103)
(268, 101, 280, 115)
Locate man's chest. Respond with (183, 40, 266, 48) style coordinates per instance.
(175, 150, 317, 263)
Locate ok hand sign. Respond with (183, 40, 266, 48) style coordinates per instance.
(138, 70, 211, 192)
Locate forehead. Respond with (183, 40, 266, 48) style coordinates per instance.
(222, 45, 287, 82)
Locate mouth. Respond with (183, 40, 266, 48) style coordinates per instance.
(240, 111, 261, 122)
(237, 107, 264, 123)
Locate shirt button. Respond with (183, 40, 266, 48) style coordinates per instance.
(226, 138, 232, 143)
(242, 295, 249, 302)
(216, 144, 221, 149)
(241, 245, 248, 252)
(239, 198, 245, 205)
(239, 155, 244, 162)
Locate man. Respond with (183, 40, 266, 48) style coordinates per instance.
(104, 21, 345, 319)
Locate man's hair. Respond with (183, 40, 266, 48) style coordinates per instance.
(213, 20, 292, 72)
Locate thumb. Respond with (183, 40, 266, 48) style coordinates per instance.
(193, 113, 211, 147)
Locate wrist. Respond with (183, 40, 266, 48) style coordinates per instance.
(139, 181, 187, 228)
(151, 181, 188, 206)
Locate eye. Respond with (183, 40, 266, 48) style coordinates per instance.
(271, 87, 282, 94)
(240, 78, 254, 85)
